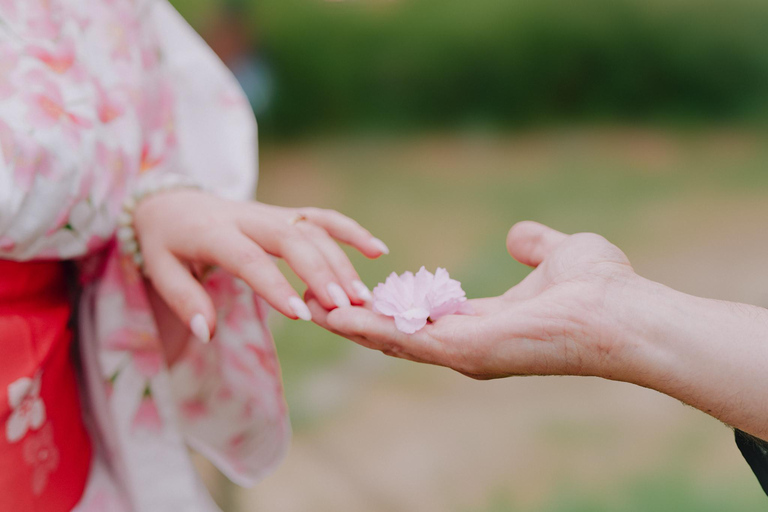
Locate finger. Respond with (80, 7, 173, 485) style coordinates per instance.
(507, 221, 568, 267)
(143, 249, 216, 343)
(279, 231, 355, 311)
(299, 207, 389, 258)
(325, 306, 450, 366)
(306, 298, 402, 357)
(199, 229, 312, 321)
(306, 297, 343, 336)
(296, 222, 372, 304)
(239, 215, 351, 310)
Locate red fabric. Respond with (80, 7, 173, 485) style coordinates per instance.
(0, 260, 91, 511)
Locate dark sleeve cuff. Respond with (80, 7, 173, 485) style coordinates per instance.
(735, 429, 768, 496)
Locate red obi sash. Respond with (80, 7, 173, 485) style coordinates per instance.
(0, 260, 91, 511)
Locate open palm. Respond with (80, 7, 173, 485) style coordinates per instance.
(308, 221, 640, 380)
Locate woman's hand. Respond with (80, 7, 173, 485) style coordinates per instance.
(133, 189, 388, 342)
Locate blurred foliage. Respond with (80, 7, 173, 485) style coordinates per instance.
(173, 0, 768, 137)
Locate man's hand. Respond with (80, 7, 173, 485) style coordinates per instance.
(310, 220, 768, 441)
(307, 221, 641, 380)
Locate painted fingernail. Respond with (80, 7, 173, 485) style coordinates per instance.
(190, 314, 210, 344)
(352, 280, 372, 302)
(289, 297, 312, 321)
(327, 282, 351, 308)
(371, 238, 390, 255)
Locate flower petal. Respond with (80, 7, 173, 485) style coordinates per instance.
(7, 376, 33, 409)
(6, 410, 29, 442)
(28, 399, 46, 430)
(394, 312, 429, 334)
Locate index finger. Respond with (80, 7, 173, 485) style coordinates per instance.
(319, 303, 458, 367)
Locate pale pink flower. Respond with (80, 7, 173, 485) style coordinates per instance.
(6, 372, 46, 443)
(372, 267, 471, 334)
(427, 267, 472, 320)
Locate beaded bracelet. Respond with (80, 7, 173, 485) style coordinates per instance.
(116, 174, 201, 272)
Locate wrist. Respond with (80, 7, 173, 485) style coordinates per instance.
(607, 275, 768, 438)
(599, 275, 695, 389)
(117, 174, 201, 271)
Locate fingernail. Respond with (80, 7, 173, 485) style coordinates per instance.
(371, 238, 390, 255)
(327, 282, 351, 308)
(289, 297, 312, 321)
(190, 314, 210, 344)
(352, 280, 372, 302)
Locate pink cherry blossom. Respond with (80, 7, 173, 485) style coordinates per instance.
(372, 267, 471, 334)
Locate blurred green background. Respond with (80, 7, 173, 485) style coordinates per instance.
(171, 0, 768, 510)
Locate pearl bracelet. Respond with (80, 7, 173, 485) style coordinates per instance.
(116, 174, 201, 271)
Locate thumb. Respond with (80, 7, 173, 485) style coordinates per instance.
(506, 221, 568, 267)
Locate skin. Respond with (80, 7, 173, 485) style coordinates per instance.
(307, 220, 768, 441)
(132, 189, 386, 355)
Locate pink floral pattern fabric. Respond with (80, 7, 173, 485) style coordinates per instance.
(0, 1, 290, 510)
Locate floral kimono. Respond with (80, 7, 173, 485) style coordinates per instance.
(0, 0, 290, 510)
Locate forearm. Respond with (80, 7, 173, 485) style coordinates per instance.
(613, 277, 768, 440)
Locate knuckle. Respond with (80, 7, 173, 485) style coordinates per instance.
(572, 232, 607, 246)
(279, 227, 307, 248)
(290, 250, 328, 276)
(196, 227, 231, 259)
(232, 244, 266, 267)
(300, 206, 321, 217)
(296, 222, 324, 237)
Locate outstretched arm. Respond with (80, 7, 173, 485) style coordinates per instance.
(308, 221, 768, 441)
